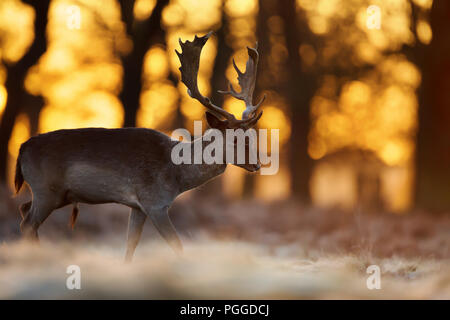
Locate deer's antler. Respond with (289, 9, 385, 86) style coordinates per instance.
(176, 32, 263, 128)
(219, 45, 266, 120)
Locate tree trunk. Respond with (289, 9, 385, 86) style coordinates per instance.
(278, 0, 316, 204)
(415, 0, 450, 210)
(0, 0, 50, 183)
(119, 0, 169, 127)
(24, 94, 44, 136)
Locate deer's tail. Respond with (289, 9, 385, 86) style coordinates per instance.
(14, 152, 24, 194)
(69, 203, 79, 230)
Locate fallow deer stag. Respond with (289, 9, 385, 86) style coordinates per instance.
(15, 32, 264, 261)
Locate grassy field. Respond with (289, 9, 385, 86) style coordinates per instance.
(0, 188, 449, 299)
(0, 240, 448, 299)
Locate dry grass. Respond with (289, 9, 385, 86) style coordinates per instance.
(171, 195, 450, 259)
(0, 240, 448, 299)
(0, 187, 449, 299)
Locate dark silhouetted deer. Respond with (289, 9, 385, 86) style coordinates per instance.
(15, 32, 264, 261)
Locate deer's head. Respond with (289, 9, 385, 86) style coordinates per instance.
(177, 32, 265, 172)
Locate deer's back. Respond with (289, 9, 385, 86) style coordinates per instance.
(19, 128, 180, 205)
(21, 127, 174, 165)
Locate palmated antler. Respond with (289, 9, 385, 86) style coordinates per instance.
(176, 32, 263, 129)
(219, 45, 266, 120)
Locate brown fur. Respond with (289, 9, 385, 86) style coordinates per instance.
(15, 127, 231, 258)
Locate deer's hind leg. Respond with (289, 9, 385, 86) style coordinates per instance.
(20, 191, 61, 241)
(19, 201, 32, 219)
(125, 208, 147, 262)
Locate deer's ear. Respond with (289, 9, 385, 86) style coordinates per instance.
(206, 112, 228, 130)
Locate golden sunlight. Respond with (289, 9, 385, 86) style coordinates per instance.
(416, 20, 432, 45)
(28, 0, 126, 134)
(134, 0, 156, 21)
(0, 0, 34, 63)
(412, 0, 433, 9)
(255, 164, 290, 201)
(143, 46, 170, 82)
(137, 82, 178, 128)
(8, 113, 30, 159)
(258, 106, 291, 145)
(39, 91, 123, 132)
(0, 85, 7, 116)
(224, 0, 258, 17)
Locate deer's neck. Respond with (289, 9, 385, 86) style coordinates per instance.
(177, 133, 227, 192)
(180, 162, 226, 192)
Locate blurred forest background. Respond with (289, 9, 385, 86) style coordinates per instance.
(0, 0, 448, 243)
(0, 0, 449, 299)
(0, 0, 449, 213)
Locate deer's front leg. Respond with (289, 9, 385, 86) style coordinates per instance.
(142, 205, 183, 254)
(125, 208, 147, 262)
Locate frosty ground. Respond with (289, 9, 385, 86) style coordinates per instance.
(0, 190, 449, 299)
